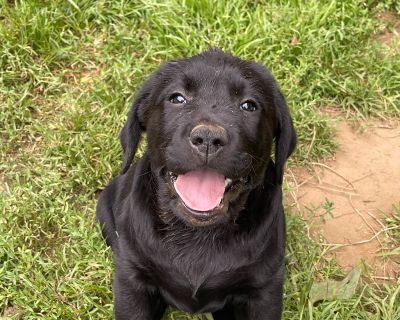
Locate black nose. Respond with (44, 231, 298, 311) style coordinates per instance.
(189, 124, 229, 156)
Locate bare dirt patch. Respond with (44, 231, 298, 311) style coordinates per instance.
(2, 306, 22, 318)
(289, 120, 400, 280)
(376, 11, 400, 55)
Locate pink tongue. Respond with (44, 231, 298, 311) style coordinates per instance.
(174, 169, 225, 212)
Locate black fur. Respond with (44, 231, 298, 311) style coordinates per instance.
(96, 49, 296, 320)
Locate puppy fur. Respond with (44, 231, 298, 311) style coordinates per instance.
(96, 49, 296, 320)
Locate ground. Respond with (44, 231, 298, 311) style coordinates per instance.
(1, 1, 399, 319)
(289, 117, 400, 279)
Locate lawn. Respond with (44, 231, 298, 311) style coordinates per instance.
(0, 0, 399, 319)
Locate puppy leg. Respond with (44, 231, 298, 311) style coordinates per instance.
(233, 288, 283, 320)
(237, 300, 282, 320)
(96, 202, 118, 248)
(96, 181, 119, 249)
(213, 297, 282, 320)
(114, 275, 166, 320)
(212, 304, 235, 320)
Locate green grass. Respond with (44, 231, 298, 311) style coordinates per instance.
(1, 0, 399, 319)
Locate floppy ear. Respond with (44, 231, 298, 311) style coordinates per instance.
(274, 90, 297, 185)
(119, 85, 151, 174)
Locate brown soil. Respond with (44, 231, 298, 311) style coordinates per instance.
(376, 11, 400, 54)
(289, 120, 400, 280)
(2, 306, 22, 318)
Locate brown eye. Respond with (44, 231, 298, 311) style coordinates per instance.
(240, 101, 257, 112)
(169, 94, 187, 104)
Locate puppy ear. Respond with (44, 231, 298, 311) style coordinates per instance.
(274, 90, 297, 185)
(119, 85, 151, 174)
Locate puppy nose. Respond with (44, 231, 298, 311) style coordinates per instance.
(190, 124, 229, 155)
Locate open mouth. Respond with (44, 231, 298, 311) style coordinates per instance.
(168, 169, 247, 217)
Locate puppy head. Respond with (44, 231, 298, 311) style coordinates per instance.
(120, 49, 296, 226)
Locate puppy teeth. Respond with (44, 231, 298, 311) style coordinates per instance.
(168, 172, 177, 182)
(224, 178, 232, 188)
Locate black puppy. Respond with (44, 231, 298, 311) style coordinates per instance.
(96, 49, 296, 320)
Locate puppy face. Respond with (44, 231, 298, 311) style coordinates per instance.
(120, 50, 296, 227)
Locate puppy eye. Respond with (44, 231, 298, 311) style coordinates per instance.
(239, 101, 257, 112)
(169, 94, 187, 104)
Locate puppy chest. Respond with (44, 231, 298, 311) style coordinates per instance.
(155, 270, 257, 314)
